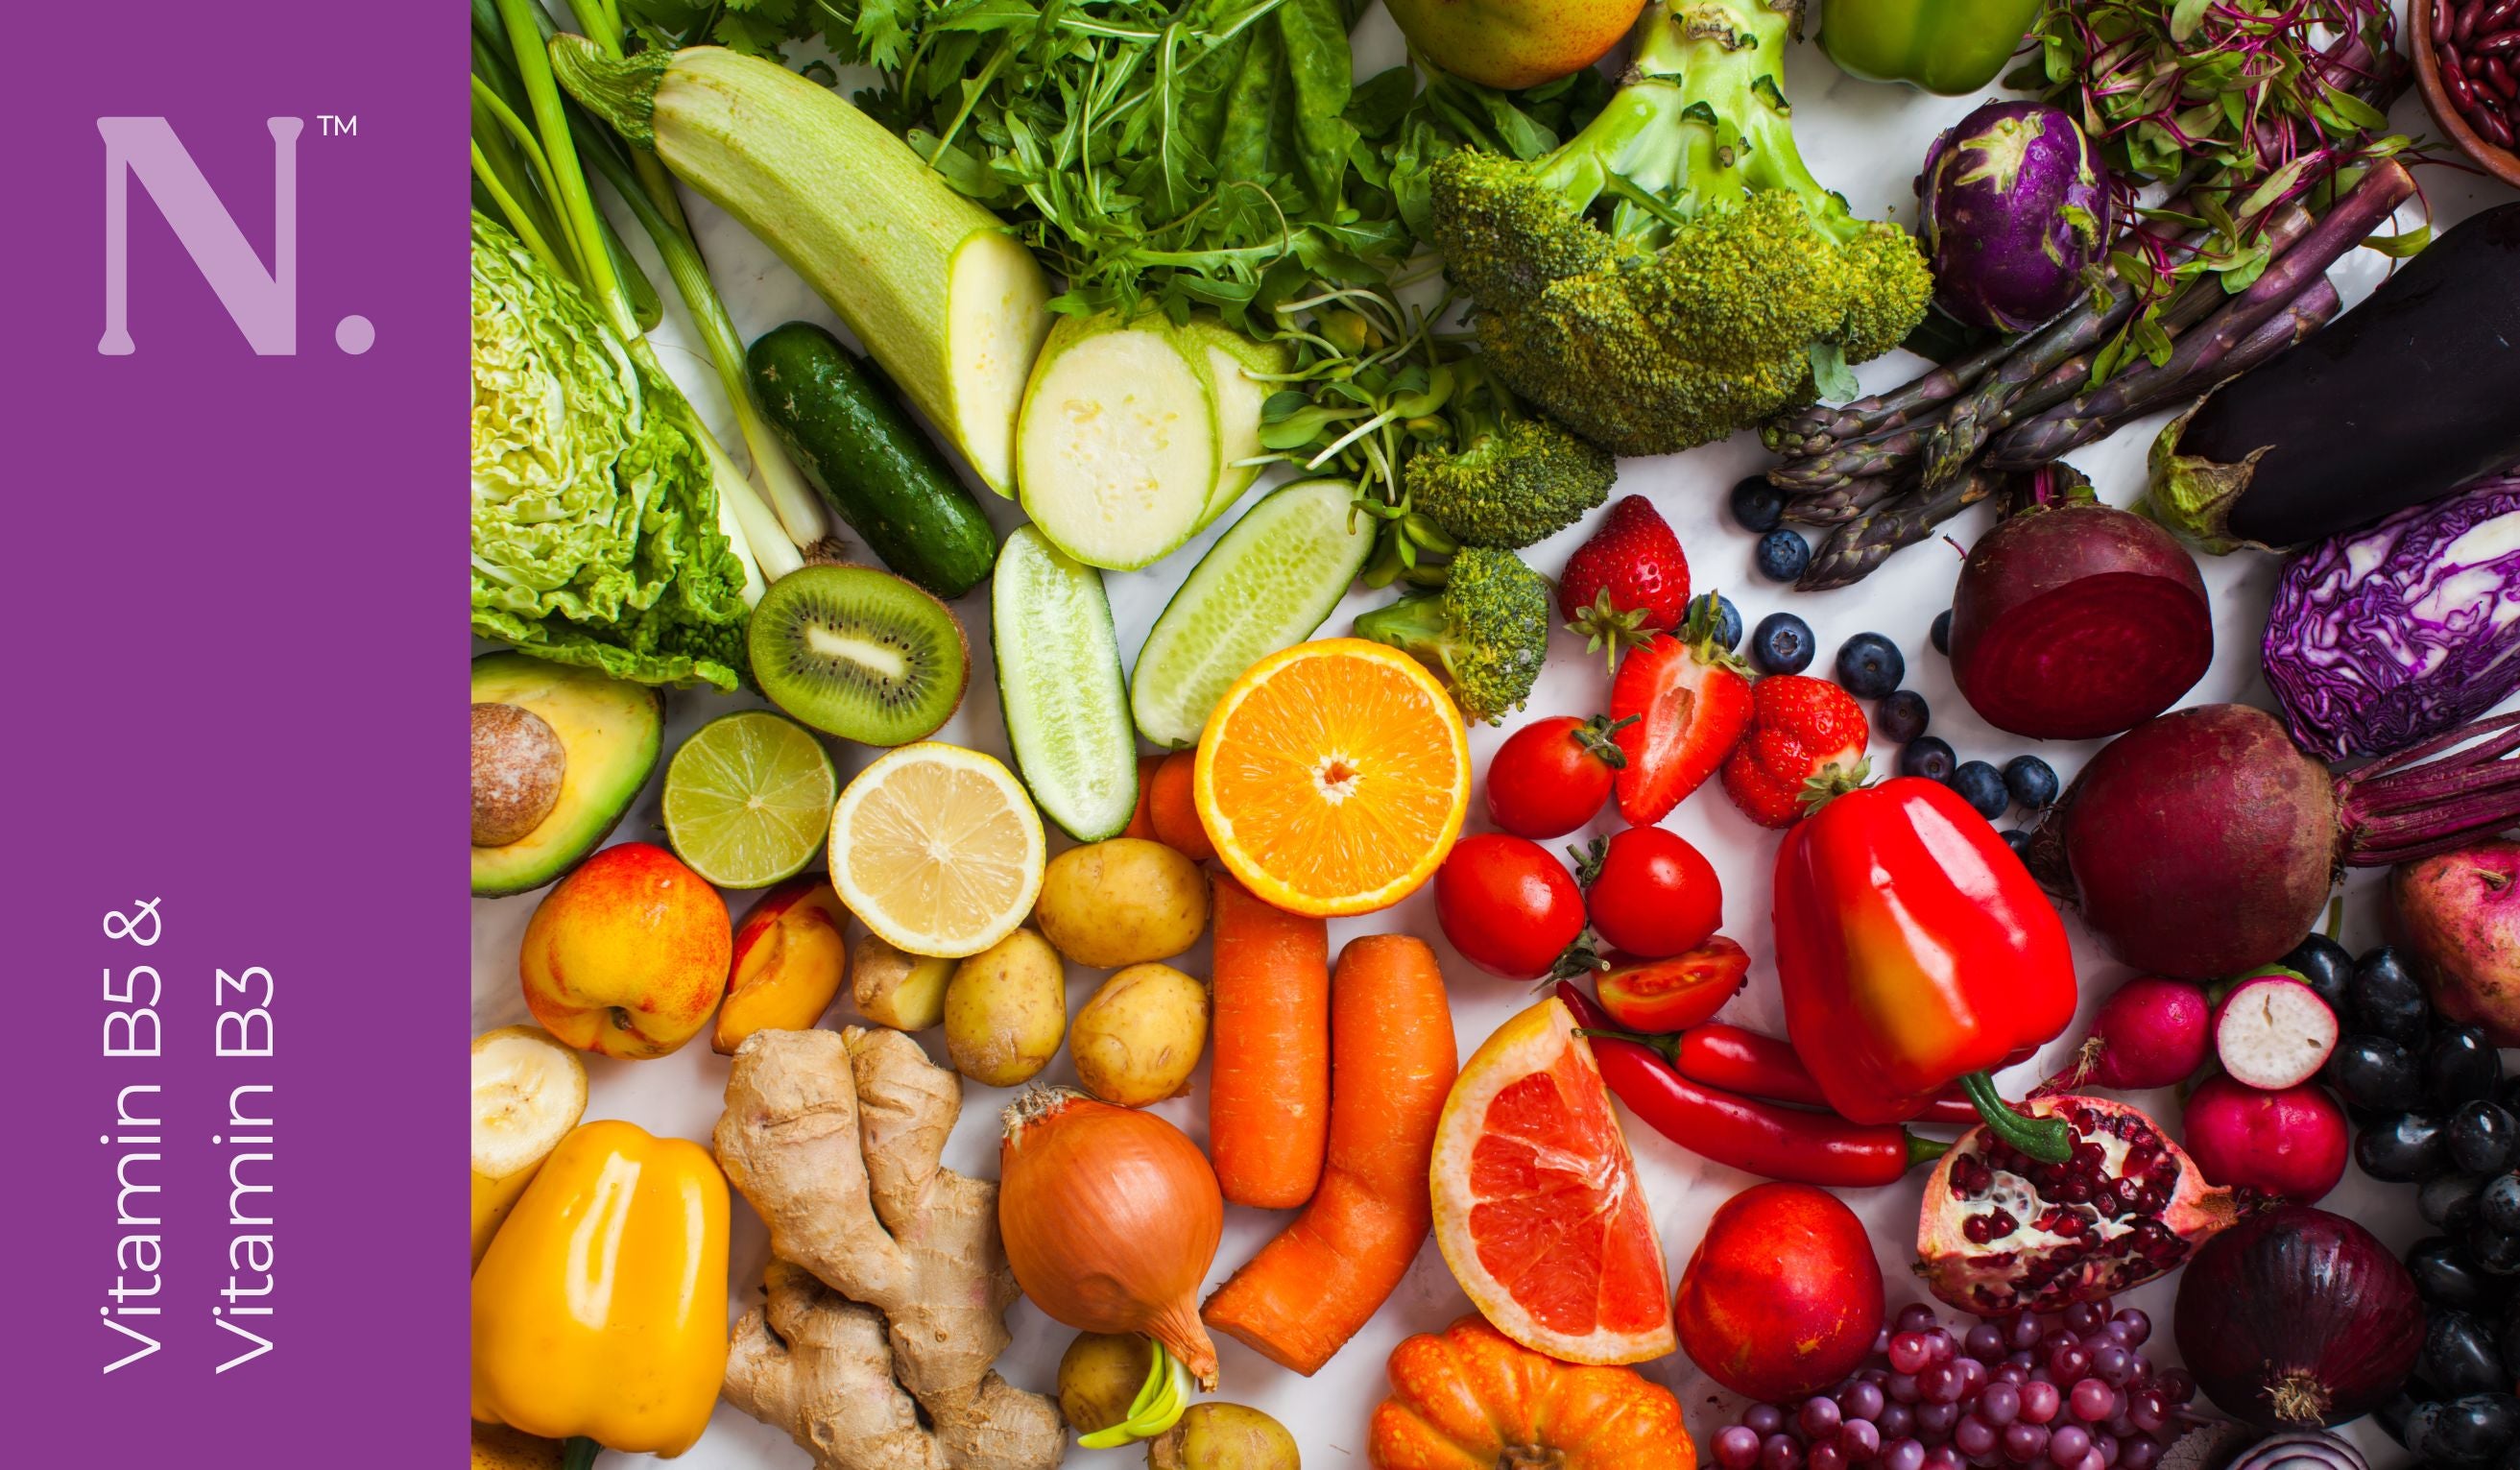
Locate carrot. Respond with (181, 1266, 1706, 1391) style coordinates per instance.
(1202, 932, 1458, 1375)
(1148, 750, 1215, 859)
(1121, 756, 1163, 841)
(1208, 874, 1331, 1209)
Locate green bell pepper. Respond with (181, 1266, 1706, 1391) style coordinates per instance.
(1817, 0, 2042, 97)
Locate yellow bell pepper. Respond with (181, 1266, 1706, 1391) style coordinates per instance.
(470, 1120, 730, 1458)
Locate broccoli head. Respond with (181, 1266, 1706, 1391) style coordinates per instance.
(1404, 372, 1616, 549)
(1429, 0, 1932, 457)
(1352, 546, 1553, 724)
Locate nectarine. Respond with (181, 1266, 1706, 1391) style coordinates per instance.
(519, 842, 731, 1060)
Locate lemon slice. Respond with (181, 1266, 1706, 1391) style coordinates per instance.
(829, 742, 1045, 958)
(662, 711, 839, 889)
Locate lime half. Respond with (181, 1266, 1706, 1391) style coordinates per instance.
(662, 711, 838, 888)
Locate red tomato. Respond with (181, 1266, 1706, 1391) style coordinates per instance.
(1484, 714, 1626, 839)
(1596, 937, 1751, 1033)
(1434, 833, 1586, 979)
(1585, 828, 1721, 958)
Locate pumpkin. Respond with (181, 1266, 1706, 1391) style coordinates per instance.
(1368, 1315, 1696, 1469)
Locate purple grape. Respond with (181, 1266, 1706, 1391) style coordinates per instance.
(2094, 1434, 2119, 1466)
(1955, 1417, 1999, 1458)
(1898, 1304, 1941, 1335)
(1889, 1374, 1922, 1406)
(1926, 1332, 1957, 1365)
(1924, 1447, 1964, 1470)
(2121, 1440, 2160, 1470)
(1886, 1441, 1927, 1470)
(1980, 1383, 2022, 1427)
(1874, 1329, 1895, 1356)
(1957, 1359, 1988, 1394)
(2048, 1344, 2090, 1382)
(2003, 1423, 2051, 1464)
(2004, 1313, 2042, 1351)
(1719, 1426, 1765, 1470)
(2074, 1454, 2106, 1470)
(1812, 1445, 1847, 1470)
(1966, 1324, 2007, 1362)
(2109, 1310, 2149, 1348)
(1748, 1406, 1787, 1437)
(2124, 1359, 2152, 1391)
(2089, 1346, 2131, 1386)
(1889, 1335, 1933, 1374)
(1846, 1382, 1886, 1423)
(1995, 1365, 2030, 1386)
(2070, 1381, 2114, 1423)
(2018, 1383, 2060, 1425)
(2153, 1370, 2194, 1406)
(2039, 1328, 2079, 1353)
(1879, 1405, 1915, 1440)
(1919, 1402, 1961, 1436)
(1803, 1399, 1845, 1439)
(1844, 1419, 1884, 1462)
(1765, 1434, 1806, 1470)
(2105, 1414, 2135, 1441)
(2053, 1426, 2095, 1463)
(1923, 1364, 1967, 1405)
(2126, 1392, 2165, 1435)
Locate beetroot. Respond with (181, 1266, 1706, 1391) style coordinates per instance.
(1949, 501, 2211, 739)
(2036, 975, 2210, 1095)
(2181, 1074, 2349, 1204)
(2388, 839, 2520, 1045)
(2028, 705, 2520, 978)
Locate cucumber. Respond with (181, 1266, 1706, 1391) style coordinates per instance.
(1130, 479, 1375, 749)
(748, 322, 998, 599)
(993, 526, 1140, 840)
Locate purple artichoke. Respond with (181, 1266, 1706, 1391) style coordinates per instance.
(1917, 102, 2111, 331)
(2262, 475, 2520, 760)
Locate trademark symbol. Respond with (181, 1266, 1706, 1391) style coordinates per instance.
(318, 114, 357, 137)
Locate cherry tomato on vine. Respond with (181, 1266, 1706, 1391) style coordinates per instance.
(1581, 827, 1722, 959)
(1484, 714, 1635, 839)
(1435, 833, 1586, 979)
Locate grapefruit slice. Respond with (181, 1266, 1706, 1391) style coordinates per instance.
(1431, 997, 1676, 1365)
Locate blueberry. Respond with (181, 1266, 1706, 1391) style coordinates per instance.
(1900, 736, 1957, 783)
(2453, 1100, 2520, 1174)
(1931, 609, 1953, 656)
(2429, 1312, 2511, 1397)
(2486, 1174, 2520, 1238)
(2284, 932, 2355, 1018)
(1751, 612, 1814, 674)
(1877, 689, 1931, 744)
(2001, 829, 2030, 856)
(1835, 632, 1905, 698)
(2358, 1112, 2449, 1182)
(1756, 528, 1811, 582)
(2355, 948, 2433, 1048)
(2412, 1236, 2506, 1312)
(2003, 755, 2059, 809)
(1949, 760, 2007, 819)
(2433, 1027, 2506, 1108)
(1731, 475, 1787, 534)
(1689, 591, 1744, 651)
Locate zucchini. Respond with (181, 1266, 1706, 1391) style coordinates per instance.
(748, 322, 998, 599)
(553, 41, 1051, 494)
(992, 527, 1139, 841)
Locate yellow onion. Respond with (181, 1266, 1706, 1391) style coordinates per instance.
(1000, 1089, 1223, 1387)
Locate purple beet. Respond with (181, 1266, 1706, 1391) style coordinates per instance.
(1918, 102, 2112, 331)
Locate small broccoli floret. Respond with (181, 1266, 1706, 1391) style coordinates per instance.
(1429, 0, 1932, 457)
(1405, 415, 1615, 550)
(1352, 547, 1553, 724)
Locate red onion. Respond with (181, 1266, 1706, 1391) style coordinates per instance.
(2226, 1431, 2372, 1470)
(2172, 1205, 2423, 1429)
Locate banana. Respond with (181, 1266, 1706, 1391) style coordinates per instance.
(469, 1024, 588, 1267)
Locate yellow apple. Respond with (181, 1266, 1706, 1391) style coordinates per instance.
(518, 842, 731, 1060)
(712, 876, 852, 1054)
(1383, 0, 1645, 89)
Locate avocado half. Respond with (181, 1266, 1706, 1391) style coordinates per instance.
(470, 652, 663, 897)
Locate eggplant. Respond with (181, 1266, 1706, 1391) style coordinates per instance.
(1917, 103, 2111, 331)
(2146, 202, 2520, 552)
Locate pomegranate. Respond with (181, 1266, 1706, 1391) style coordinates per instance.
(1915, 1094, 2258, 1314)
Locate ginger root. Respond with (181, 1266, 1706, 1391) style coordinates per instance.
(717, 1026, 1065, 1470)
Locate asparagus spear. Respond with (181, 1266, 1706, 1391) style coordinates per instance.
(1795, 467, 2006, 591)
(1764, 329, 2019, 459)
(1781, 470, 1912, 526)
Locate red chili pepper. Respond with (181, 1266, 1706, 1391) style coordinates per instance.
(1560, 985, 1947, 1188)
(1675, 1024, 1982, 1125)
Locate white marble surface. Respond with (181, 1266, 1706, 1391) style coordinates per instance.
(471, 7, 2517, 1465)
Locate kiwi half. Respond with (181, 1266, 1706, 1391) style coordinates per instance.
(749, 565, 970, 745)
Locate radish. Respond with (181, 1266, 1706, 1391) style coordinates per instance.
(2037, 974, 2211, 1094)
(2025, 705, 2520, 979)
(2214, 970, 2339, 1090)
(2181, 1073, 2350, 1204)
(1949, 497, 2212, 740)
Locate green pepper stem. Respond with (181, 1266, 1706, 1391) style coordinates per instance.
(1573, 1025, 1682, 1064)
(562, 1437, 601, 1470)
(1906, 1131, 1953, 1169)
(1960, 1072, 2072, 1164)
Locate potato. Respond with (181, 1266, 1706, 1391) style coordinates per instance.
(471, 1421, 565, 1470)
(1035, 838, 1209, 968)
(944, 928, 1067, 1086)
(1072, 963, 1209, 1107)
(471, 702, 565, 847)
(1147, 1404, 1300, 1470)
(853, 931, 954, 1031)
(1056, 1330, 1153, 1434)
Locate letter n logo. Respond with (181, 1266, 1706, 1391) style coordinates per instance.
(97, 117, 301, 355)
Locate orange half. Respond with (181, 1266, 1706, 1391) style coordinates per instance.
(1192, 638, 1470, 917)
(1431, 998, 1677, 1365)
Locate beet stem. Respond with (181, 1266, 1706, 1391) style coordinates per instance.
(2336, 711, 2520, 867)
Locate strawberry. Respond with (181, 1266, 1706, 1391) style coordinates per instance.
(1720, 675, 1871, 830)
(1561, 494, 1691, 666)
(1609, 595, 1752, 825)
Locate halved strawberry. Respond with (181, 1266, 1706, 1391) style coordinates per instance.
(1719, 675, 1869, 830)
(1609, 595, 1752, 826)
(1594, 937, 1752, 1033)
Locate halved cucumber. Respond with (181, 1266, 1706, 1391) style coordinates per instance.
(993, 526, 1140, 840)
(1129, 479, 1375, 749)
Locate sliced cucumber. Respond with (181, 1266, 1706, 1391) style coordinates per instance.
(993, 526, 1140, 840)
(1130, 479, 1375, 749)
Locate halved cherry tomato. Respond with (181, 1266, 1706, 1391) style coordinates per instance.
(1434, 833, 1585, 979)
(1596, 937, 1751, 1033)
(1483, 713, 1634, 839)
(1581, 827, 1721, 958)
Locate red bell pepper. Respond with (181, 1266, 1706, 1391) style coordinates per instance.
(1773, 775, 2078, 1162)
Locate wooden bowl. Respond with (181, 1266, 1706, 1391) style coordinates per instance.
(2412, 0, 2520, 189)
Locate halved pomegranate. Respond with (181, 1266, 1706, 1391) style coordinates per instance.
(1916, 1094, 2260, 1315)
